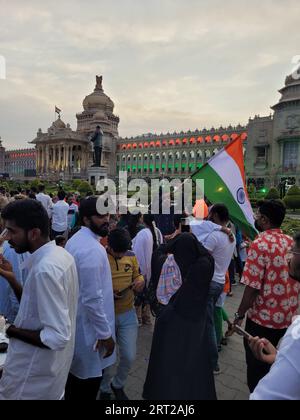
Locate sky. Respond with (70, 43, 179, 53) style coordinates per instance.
(0, 0, 300, 149)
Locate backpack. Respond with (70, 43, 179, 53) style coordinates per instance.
(156, 254, 182, 306)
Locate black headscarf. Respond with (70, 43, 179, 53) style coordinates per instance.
(166, 233, 207, 280)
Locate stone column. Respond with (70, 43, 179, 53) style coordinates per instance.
(45, 145, 49, 174)
(69, 146, 73, 174)
(36, 147, 40, 172)
(58, 146, 62, 172)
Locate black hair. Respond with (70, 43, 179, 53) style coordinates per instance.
(55, 235, 66, 246)
(38, 185, 45, 192)
(127, 213, 142, 240)
(79, 196, 106, 225)
(1, 199, 50, 238)
(108, 228, 132, 253)
(143, 213, 158, 251)
(174, 214, 184, 230)
(28, 193, 37, 200)
(57, 190, 66, 201)
(210, 203, 230, 223)
(257, 199, 286, 228)
(31, 186, 37, 193)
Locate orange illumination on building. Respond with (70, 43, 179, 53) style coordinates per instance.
(241, 132, 248, 141)
(213, 135, 221, 142)
(205, 136, 212, 143)
(150, 141, 155, 147)
(169, 140, 175, 146)
(197, 137, 204, 143)
(222, 135, 229, 142)
(156, 141, 161, 147)
(190, 137, 196, 144)
(162, 140, 168, 146)
(176, 139, 181, 145)
(138, 143, 143, 148)
(231, 133, 238, 140)
(182, 138, 188, 144)
(144, 142, 149, 148)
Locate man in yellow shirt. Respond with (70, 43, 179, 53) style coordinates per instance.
(100, 228, 144, 400)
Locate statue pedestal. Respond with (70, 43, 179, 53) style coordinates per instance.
(88, 166, 107, 188)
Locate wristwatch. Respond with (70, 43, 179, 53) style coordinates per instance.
(234, 312, 245, 321)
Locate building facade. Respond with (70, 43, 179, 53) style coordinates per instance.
(31, 75, 120, 181)
(4, 148, 36, 179)
(1, 72, 299, 187)
(116, 72, 300, 188)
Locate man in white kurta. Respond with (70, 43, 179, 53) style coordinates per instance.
(0, 200, 78, 401)
(65, 197, 115, 400)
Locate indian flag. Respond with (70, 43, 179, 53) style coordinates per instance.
(192, 136, 258, 239)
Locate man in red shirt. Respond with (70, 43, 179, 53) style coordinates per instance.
(234, 199, 300, 392)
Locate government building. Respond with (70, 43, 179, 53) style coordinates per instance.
(0, 71, 299, 188)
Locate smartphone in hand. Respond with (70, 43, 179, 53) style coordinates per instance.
(234, 325, 253, 340)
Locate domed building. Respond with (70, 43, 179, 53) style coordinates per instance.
(31, 75, 120, 181)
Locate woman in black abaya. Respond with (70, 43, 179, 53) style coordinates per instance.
(143, 233, 216, 400)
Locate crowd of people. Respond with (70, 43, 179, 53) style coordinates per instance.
(0, 184, 299, 400)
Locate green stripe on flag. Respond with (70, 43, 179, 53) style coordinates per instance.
(192, 164, 257, 239)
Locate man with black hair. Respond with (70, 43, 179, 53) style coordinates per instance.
(65, 196, 116, 400)
(0, 199, 78, 400)
(51, 190, 69, 239)
(100, 229, 144, 400)
(234, 199, 300, 393)
(36, 185, 52, 218)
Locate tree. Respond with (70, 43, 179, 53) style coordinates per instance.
(265, 187, 280, 200)
(284, 185, 300, 211)
(72, 179, 82, 190)
(78, 181, 93, 195)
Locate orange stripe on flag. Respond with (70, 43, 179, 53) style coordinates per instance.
(225, 136, 245, 180)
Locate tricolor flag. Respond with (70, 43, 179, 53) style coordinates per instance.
(192, 136, 258, 239)
(55, 106, 61, 115)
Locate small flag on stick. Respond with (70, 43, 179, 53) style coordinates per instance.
(55, 106, 62, 117)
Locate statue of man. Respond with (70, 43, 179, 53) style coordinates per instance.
(90, 125, 103, 167)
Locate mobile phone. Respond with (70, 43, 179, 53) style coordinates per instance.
(234, 325, 253, 340)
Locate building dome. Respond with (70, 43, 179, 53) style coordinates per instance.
(93, 110, 108, 121)
(50, 118, 66, 130)
(82, 75, 114, 112)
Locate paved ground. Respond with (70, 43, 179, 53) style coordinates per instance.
(123, 283, 250, 400)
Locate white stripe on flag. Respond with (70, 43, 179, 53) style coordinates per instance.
(209, 150, 255, 227)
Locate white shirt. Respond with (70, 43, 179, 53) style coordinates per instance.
(66, 227, 116, 379)
(0, 242, 78, 400)
(250, 316, 300, 400)
(52, 200, 69, 233)
(36, 193, 53, 218)
(132, 228, 153, 286)
(190, 219, 222, 243)
(201, 227, 236, 285)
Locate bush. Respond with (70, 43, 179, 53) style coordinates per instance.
(281, 217, 300, 237)
(265, 187, 280, 200)
(78, 181, 93, 195)
(284, 185, 300, 211)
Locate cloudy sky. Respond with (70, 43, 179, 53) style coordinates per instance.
(0, 0, 300, 149)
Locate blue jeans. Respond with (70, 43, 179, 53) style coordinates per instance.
(100, 309, 138, 393)
(206, 281, 224, 370)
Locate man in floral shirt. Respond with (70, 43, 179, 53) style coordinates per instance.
(234, 200, 300, 392)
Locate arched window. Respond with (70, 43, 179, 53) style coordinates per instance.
(143, 154, 148, 161)
(127, 155, 131, 162)
(175, 151, 180, 160)
(190, 151, 195, 159)
(168, 152, 174, 160)
(205, 150, 211, 159)
(197, 150, 203, 159)
(156, 153, 160, 161)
